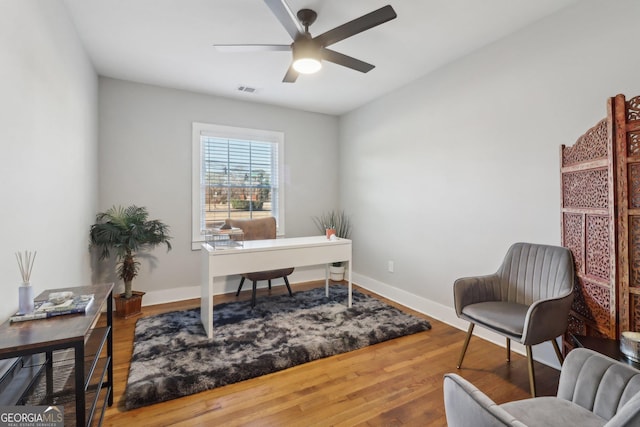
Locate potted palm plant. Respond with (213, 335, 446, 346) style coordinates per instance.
(312, 210, 352, 281)
(90, 205, 171, 318)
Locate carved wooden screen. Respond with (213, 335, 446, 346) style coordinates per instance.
(561, 113, 616, 342)
(560, 94, 640, 349)
(614, 95, 640, 333)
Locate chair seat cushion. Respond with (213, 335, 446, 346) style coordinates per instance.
(242, 267, 294, 282)
(500, 397, 606, 427)
(461, 301, 529, 339)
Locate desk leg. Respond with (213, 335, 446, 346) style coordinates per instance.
(347, 259, 352, 308)
(201, 249, 214, 339)
(45, 351, 53, 401)
(325, 264, 330, 297)
(107, 290, 113, 406)
(74, 341, 85, 427)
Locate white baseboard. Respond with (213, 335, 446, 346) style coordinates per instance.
(140, 268, 561, 370)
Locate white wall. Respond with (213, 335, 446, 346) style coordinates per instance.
(339, 0, 640, 366)
(0, 1, 98, 323)
(97, 78, 339, 301)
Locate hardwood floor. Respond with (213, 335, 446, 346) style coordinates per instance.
(99, 281, 560, 426)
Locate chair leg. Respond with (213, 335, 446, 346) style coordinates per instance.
(457, 323, 475, 369)
(268, 280, 272, 290)
(283, 276, 293, 297)
(506, 338, 511, 363)
(251, 281, 258, 308)
(551, 338, 564, 365)
(236, 277, 246, 296)
(526, 345, 537, 397)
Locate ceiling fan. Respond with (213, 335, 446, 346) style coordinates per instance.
(214, 0, 397, 83)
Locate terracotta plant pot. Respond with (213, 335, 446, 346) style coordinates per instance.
(114, 290, 146, 318)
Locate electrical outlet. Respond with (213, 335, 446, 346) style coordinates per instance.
(388, 260, 394, 273)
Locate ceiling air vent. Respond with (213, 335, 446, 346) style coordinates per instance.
(237, 85, 257, 94)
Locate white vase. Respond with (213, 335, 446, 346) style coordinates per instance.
(329, 265, 345, 282)
(18, 282, 35, 314)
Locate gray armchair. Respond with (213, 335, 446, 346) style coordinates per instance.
(454, 242, 575, 396)
(444, 348, 640, 427)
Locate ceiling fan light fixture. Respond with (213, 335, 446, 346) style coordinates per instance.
(293, 57, 321, 74)
(292, 38, 322, 74)
(215, 4, 397, 83)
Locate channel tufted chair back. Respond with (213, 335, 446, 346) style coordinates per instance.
(556, 349, 640, 422)
(444, 348, 640, 427)
(453, 242, 575, 397)
(496, 243, 574, 307)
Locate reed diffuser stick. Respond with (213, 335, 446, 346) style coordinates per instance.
(15, 250, 37, 283)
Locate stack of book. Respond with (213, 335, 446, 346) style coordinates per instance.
(10, 292, 94, 323)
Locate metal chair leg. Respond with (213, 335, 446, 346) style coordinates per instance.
(552, 338, 564, 365)
(236, 277, 245, 296)
(457, 323, 475, 369)
(506, 338, 511, 363)
(283, 276, 293, 297)
(251, 281, 258, 308)
(526, 345, 537, 397)
(268, 279, 272, 290)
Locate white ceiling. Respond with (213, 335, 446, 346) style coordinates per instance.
(63, 0, 580, 116)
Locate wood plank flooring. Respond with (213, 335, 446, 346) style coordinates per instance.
(99, 281, 560, 426)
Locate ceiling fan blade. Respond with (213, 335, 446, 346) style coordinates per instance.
(214, 44, 291, 52)
(214, 44, 291, 53)
(263, 0, 304, 41)
(321, 48, 375, 73)
(314, 5, 397, 48)
(282, 65, 299, 83)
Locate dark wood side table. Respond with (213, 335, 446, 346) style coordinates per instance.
(0, 283, 114, 426)
(571, 334, 640, 370)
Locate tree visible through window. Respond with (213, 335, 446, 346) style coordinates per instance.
(192, 123, 284, 247)
(202, 137, 276, 225)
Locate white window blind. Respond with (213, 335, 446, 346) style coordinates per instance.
(192, 123, 284, 248)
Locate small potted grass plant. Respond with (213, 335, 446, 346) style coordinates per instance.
(90, 205, 171, 318)
(312, 210, 352, 281)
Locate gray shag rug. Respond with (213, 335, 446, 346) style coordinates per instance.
(124, 285, 431, 410)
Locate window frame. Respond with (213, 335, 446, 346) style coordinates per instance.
(191, 122, 285, 249)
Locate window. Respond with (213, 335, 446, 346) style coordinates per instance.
(192, 123, 284, 248)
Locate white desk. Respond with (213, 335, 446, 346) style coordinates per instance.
(201, 236, 352, 338)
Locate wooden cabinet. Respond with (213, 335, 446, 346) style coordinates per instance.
(560, 94, 640, 350)
(0, 283, 113, 426)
